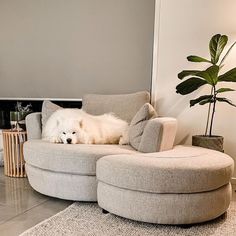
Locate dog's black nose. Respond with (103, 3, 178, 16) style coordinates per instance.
(67, 138, 72, 144)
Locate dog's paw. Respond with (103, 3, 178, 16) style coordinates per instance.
(49, 136, 62, 143)
(119, 136, 128, 145)
(82, 137, 94, 144)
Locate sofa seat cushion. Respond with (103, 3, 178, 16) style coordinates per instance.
(24, 140, 137, 175)
(97, 145, 234, 194)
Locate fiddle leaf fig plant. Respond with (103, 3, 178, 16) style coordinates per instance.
(176, 34, 236, 136)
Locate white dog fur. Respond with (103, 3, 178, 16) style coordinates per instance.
(42, 109, 129, 145)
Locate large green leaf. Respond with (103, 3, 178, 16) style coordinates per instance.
(216, 97, 236, 107)
(218, 68, 236, 82)
(178, 70, 201, 80)
(199, 98, 214, 105)
(190, 95, 213, 107)
(176, 77, 207, 95)
(216, 88, 235, 93)
(206, 65, 220, 84)
(187, 55, 211, 63)
(209, 34, 228, 64)
(196, 65, 219, 85)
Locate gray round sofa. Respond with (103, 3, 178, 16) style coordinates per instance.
(23, 91, 234, 225)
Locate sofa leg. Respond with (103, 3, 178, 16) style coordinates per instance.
(102, 209, 109, 214)
(179, 224, 193, 229)
(219, 211, 227, 220)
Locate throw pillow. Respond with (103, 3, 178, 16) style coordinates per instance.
(41, 101, 62, 128)
(128, 103, 157, 150)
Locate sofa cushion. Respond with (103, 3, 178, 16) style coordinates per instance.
(129, 103, 157, 150)
(41, 101, 62, 128)
(138, 117, 177, 153)
(82, 91, 150, 123)
(97, 145, 234, 194)
(24, 140, 137, 175)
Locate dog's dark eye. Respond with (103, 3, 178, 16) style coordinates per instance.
(72, 132, 76, 134)
(63, 132, 66, 135)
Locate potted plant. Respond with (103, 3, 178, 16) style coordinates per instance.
(176, 34, 236, 152)
(10, 102, 32, 131)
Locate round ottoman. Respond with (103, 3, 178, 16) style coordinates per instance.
(96, 145, 234, 224)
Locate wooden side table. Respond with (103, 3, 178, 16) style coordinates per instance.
(2, 130, 27, 177)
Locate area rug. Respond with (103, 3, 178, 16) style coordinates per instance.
(20, 202, 236, 236)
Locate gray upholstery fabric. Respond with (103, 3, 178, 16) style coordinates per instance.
(24, 140, 137, 175)
(41, 100, 62, 128)
(97, 182, 231, 224)
(25, 113, 42, 140)
(97, 145, 234, 193)
(26, 164, 97, 201)
(82, 91, 150, 123)
(128, 103, 157, 150)
(139, 117, 177, 152)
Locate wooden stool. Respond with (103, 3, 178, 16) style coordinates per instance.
(2, 130, 27, 177)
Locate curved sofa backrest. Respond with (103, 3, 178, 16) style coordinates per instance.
(82, 91, 150, 123)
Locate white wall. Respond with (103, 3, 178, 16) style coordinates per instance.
(153, 0, 236, 176)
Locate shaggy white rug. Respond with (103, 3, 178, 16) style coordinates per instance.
(20, 202, 236, 236)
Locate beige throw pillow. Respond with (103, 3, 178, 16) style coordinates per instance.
(128, 103, 157, 150)
(41, 101, 62, 128)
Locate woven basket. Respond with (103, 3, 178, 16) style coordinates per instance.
(3, 130, 27, 177)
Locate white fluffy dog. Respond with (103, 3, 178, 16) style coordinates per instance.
(42, 109, 129, 145)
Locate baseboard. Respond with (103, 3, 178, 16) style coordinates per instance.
(231, 178, 236, 185)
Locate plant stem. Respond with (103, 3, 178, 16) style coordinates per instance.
(209, 86, 216, 136)
(219, 41, 236, 67)
(205, 87, 213, 136)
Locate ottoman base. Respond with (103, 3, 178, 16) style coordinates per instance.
(97, 182, 231, 224)
(26, 164, 97, 201)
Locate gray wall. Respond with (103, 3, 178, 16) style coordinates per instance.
(0, 0, 155, 99)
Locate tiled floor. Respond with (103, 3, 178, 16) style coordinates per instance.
(0, 167, 235, 236)
(0, 167, 72, 236)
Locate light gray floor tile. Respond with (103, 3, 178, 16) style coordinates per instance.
(0, 167, 5, 183)
(0, 172, 31, 189)
(0, 199, 72, 236)
(0, 167, 72, 235)
(0, 204, 21, 225)
(0, 183, 49, 210)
